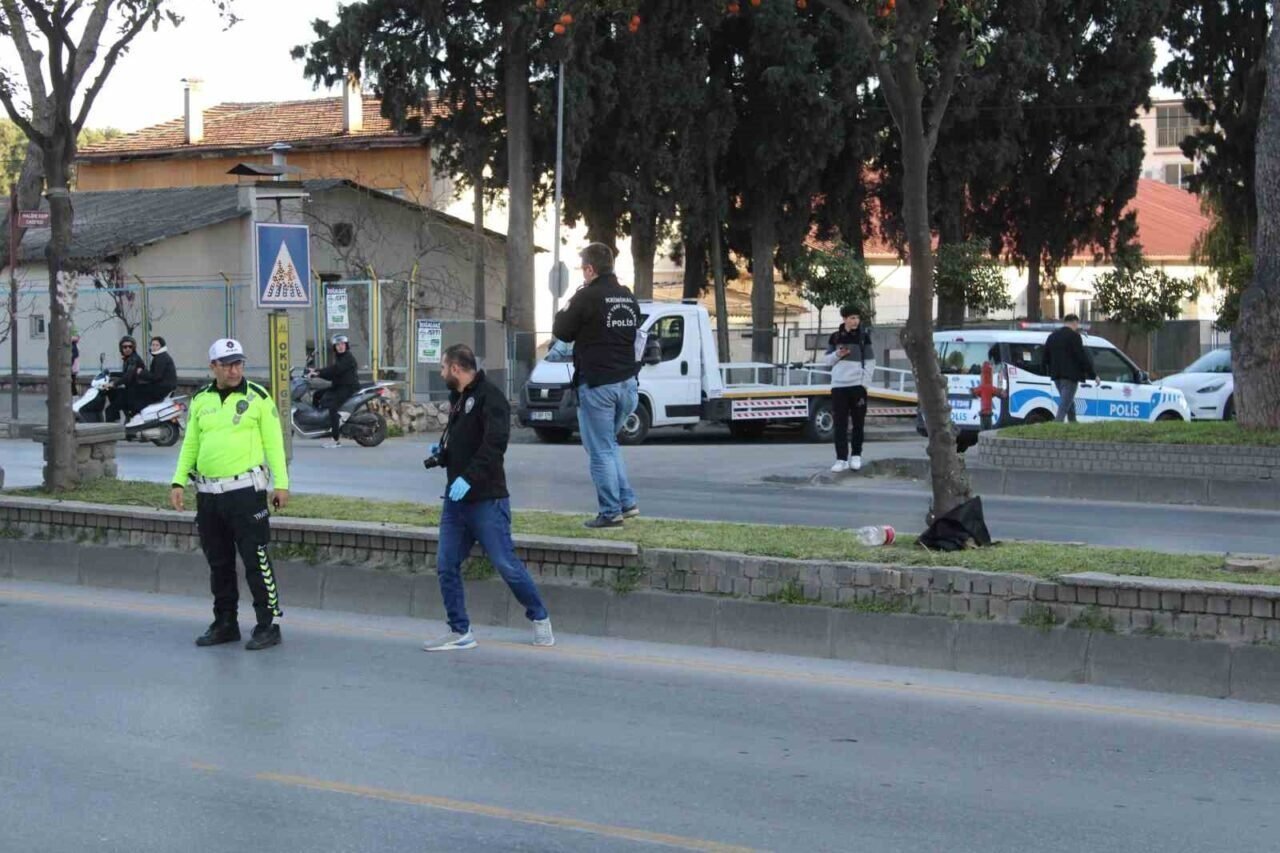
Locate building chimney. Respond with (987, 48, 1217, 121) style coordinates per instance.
(268, 142, 291, 182)
(183, 78, 204, 144)
(343, 73, 363, 134)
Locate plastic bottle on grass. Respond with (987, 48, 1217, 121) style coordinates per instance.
(855, 525, 895, 547)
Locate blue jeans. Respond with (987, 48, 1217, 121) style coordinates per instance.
(436, 497, 548, 634)
(576, 378, 638, 517)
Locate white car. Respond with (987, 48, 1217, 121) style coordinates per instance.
(1155, 348, 1234, 420)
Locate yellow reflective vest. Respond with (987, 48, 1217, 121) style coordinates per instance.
(171, 380, 290, 490)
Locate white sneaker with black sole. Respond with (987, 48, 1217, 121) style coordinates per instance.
(422, 630, 476, 651)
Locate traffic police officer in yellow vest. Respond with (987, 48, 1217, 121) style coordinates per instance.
(170, 338, 290, 650)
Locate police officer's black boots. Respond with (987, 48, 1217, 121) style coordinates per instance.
(245, 623, 281, 651)
(195, 617, 241, 647)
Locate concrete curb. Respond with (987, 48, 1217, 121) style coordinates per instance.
(10, 537, 1280, 704)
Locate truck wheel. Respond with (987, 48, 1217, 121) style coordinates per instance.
(533, 427, 572, 444)
(728, 421, 767, 440)
(803, 398, 834, 443)
(617, 403, 651, 446)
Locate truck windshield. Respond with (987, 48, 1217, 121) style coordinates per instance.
(546, 339, 574, 362)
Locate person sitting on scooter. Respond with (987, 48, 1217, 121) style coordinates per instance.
(311, 334, 359, 448)
(105, 335, 146, 422)
(132, 336, 178, 410)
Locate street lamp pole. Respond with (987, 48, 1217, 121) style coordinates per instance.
(552, 58, 566, 317)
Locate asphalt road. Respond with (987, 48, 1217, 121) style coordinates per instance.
(4, 427, 1279, 555)
(3, 580, 1280, 853)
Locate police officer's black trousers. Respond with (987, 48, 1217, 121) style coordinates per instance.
(196, 488, 282, 627)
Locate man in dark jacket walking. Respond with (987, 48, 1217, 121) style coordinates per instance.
(422, 344, 552, 652)
(133, 336, 179, 409)
(1043, 315, 1097, 423)
(552, 242, 642, 528)
(312, 334, 360, 447)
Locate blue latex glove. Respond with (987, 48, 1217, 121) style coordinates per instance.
(429, 442, 441, 455)
(447, 477, 471, 502)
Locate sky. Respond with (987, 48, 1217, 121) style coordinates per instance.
(2, 0, 348, 133)
(2, 0, 1179, 134)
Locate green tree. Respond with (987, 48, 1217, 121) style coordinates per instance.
(1161, 0, 1271, 332)
(1092, 261, 1198, 350)
(1232, 15, 1280, 428)
(933, 238, 1012, 324)
(0, 0, 233, 490)
(992, 0, 1167, 321)
(791, 242, 876, 345)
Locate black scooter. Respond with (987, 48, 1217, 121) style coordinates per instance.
(289, 367, 395, 447)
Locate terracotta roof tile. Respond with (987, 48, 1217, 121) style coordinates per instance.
(78, 96, 442, 158)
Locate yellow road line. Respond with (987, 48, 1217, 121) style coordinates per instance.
(254, 772, 759, 852)
(6, 584, 1280, 735)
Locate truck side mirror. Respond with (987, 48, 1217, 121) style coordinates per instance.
(641, 334, 663, 367)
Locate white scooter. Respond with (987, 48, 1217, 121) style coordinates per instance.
(73, 354, 188, 447)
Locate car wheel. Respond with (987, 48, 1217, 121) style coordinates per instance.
(617, 402, 651, 446)
(1023, 409, 1053, 425)
(1223, 395, 1235, 421)
(1156, 410, 1183, 422)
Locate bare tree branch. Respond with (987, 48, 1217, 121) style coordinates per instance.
(74, 5, 159, 132)
(925, 35, 969, 158)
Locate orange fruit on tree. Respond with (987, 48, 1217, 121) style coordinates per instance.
(553, 22, 566, 34)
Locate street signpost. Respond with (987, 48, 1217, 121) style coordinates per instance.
(254, 222, 311, 462)
(548, 261, 569, 301)
(16, 210, 48, 229)
(7, 192, 45, 420)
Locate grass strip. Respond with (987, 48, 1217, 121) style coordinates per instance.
(5, 479, 1260, 585)
(999, 421, 1280, 447)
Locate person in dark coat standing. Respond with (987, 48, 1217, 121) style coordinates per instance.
(133, 336, 179, 409)
(421, 343, 553, 652)
(1043, 315, 1097, 423)
(312, 334, 360, 447)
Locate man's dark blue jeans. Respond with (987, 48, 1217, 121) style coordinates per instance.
(437, 496, 548, 635)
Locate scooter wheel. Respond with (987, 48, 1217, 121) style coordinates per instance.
(150, 421, 181, 447)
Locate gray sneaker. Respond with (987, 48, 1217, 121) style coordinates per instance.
(621, 505, 640, 519)
(422, 630, 476, 652)
(532, 618, 555, 647)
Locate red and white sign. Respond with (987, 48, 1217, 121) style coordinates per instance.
(16, 210, 49, 228)
(730, 397, 809, 421)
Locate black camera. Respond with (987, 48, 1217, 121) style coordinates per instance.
(423, 454, 442, 471)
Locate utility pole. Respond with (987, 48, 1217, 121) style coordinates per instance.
(9, 185, 19, 420)
(552, 58, 567, 317)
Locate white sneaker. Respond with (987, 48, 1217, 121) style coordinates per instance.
(830, 459, 849, 473)
(422, 630, 476, 652)
(850, 456, 863, 471)
(532, 618, 555, 647)
(322, 440, 343, 449)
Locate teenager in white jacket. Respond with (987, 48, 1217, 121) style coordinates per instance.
(821, 306, 875, 472)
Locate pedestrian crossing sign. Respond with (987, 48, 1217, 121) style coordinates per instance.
(255, 222, 312, 308)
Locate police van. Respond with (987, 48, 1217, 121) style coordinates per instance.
(919, 326, 1191, 447)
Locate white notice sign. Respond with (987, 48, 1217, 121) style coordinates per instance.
(417, 320, 443, 364)
(326, 289, 349, 329)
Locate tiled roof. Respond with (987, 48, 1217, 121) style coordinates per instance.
(861, 178, 1208, 263)
(77, 96, 439, 159)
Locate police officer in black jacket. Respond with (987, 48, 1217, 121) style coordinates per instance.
(552, 242, 642, 528)
(1043, 315, 1097, 423)
(421, 344, 553, 652)
(312, 334, 360, 447)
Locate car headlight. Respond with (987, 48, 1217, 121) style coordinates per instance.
(1196, 381, 1226, 394)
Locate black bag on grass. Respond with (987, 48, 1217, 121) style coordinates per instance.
(919, 497, 992, 552)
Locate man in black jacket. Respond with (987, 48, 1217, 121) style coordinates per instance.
(422, 344, 552, 652)
(552, 242, 641, 529)
(132, 336, 179, 410)
(1043, 315, 1097, 423)
(313, 334, 360, 447)
(105, 335, 146, 421)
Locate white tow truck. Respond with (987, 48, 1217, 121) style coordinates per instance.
(517, 301, 915, 445)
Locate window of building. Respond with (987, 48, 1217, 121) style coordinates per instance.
(1156, 104, 1200, 149)
(29, 314, 45, 339)
(1163, 162, 1196, 189)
